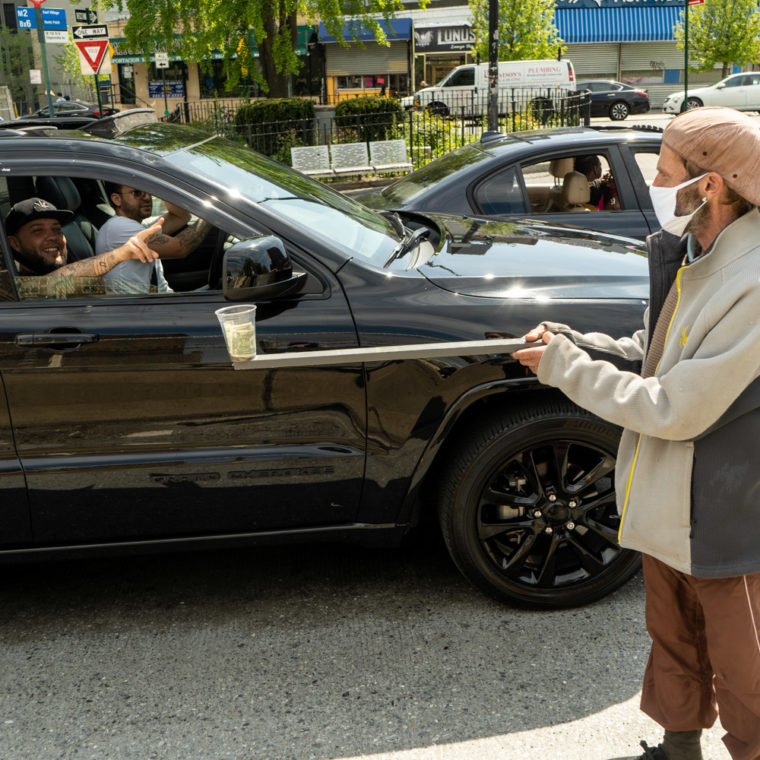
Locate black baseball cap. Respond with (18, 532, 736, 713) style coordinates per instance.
(5, 197, 74, 236)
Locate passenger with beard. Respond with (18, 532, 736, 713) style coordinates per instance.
(5, 197, 161, 299)
(97, 183, 211, 294)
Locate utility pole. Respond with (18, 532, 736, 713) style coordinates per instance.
(487, 0, 499, 131)
(682, 0, 689, 111)
(30, 0, 55, 116)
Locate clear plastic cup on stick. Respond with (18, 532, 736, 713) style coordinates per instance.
(215, 304, 257, 360)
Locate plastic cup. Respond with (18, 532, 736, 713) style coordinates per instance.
(215, 304, 257, 360)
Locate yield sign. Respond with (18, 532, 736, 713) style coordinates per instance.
(74, 38, 109, 74)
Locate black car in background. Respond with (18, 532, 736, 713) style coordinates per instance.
(33, 99, 119, 119)
(361, 126, 662, 240)
(0, 113, 649, 608)
(578, 80, 651, 121)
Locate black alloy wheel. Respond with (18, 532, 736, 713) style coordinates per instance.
(438, 401, 641, 608)
(609, 101, 630, 120)
(686, 97, 703, 110)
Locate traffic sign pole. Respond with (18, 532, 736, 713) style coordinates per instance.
(682, 0, 689, 112)
(32, 2, 55, 117)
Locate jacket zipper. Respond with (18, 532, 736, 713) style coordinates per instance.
(618, 265, 686, 541)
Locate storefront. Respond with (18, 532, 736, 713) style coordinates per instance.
(406, 6, 476, 88)
(318, 18, 413, 102)
(108, 26, 316, 113)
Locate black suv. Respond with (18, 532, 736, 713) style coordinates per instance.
(0, 113, 649, 607)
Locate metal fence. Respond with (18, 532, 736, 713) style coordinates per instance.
(168, 90, 591, 173)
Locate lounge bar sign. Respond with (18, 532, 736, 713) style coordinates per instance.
(414, 25, 475, 52)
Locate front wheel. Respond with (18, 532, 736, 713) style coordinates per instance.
(609, 101, 629, 120)
(686, 97, 703, 110)
(427, 101, 449, 117)
(438, 401, 641, 608)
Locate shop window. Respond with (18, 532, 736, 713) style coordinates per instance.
(336, 73, 408, 95)
(199, 61, 262, 99)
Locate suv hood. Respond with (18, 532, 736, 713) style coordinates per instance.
(413, 214, 649, 300)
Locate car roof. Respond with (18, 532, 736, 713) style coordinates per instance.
(478, 125, 661, 155)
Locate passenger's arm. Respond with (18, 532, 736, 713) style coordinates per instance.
(159, 200, 192, 235)
(46, 221, 162, 281)
(147, 217, 212, 260)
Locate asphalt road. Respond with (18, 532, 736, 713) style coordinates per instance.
(0, 536, 732, 760)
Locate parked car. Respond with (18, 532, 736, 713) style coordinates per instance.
(663, 71, 760, 113)
(360, 126, 662, 240)
(577, 80, 650, 121)
(33, 99, 119, 119)
(0, 113, 649, 608)
(0, 115, 101, 131)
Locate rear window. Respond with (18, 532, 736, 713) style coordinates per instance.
(379, 144, 492, 205)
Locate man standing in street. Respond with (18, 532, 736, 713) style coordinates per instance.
(513, 107, 760, 760)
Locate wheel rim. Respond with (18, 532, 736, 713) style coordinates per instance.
(475, 438, 622, 594)
(687, 98, 701, 110)
(611, 103, 628, 119)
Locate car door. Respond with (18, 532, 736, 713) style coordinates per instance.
(711, 75, 747, 108)
(0, 187, 366, 547)
(470, 147, 652, 240)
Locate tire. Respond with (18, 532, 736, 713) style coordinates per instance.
(427, 101, 449, 117)
(686, 97, 703, 110)
(609, 101, 630, 121)
(438, 401, 641, 608)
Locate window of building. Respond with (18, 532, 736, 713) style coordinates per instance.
(199, 60, 263, 99)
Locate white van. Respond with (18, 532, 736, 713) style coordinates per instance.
(401, 59, 576, 116)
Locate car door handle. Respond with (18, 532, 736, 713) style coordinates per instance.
(15, 332, 99, 347)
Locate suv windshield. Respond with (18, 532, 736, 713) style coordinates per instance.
(116, 124, 399, 266)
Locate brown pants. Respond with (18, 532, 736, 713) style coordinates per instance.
(641, 554, 760, 760)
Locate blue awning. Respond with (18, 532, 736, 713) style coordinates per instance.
(318, 18, 412, 43)
(556, 7, 681, 43)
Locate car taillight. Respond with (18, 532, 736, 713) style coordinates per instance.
(635, 89, 648, 97)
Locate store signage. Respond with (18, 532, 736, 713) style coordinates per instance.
(414, 25, 474, 52)
(148, 80, 185, 98)
(556, 0, 686, 6)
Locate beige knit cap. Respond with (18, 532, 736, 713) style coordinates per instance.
(662, 106, 760, 205)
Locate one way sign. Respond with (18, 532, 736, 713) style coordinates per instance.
(72, 24, 108, 39)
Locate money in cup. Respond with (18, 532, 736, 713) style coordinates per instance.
(215, 304, 257, 360)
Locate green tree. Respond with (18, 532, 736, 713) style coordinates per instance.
(102, 0, 422, 98)
(469, 0, 563, 61)
(674, 0, 760, 78)
(0, 27, 36, 114)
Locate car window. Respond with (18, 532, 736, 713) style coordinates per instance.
(518, 153, 622, 213)
(444, 68, 475, 87)
(473, 167, 525, 214)
(631, 150, 659, 187)
(1, 173, 223, 301)
(723, 76, 743, 88)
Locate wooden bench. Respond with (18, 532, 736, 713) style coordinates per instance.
(330, 142, 372, 177)
(369, 139, 413, 174)
(290, 145, 333, 177)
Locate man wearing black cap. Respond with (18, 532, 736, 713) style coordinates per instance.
(5, 197, 161, 298)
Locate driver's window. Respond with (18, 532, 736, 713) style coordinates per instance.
(2, 174, 221, 301)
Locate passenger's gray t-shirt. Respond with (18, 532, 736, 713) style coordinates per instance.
(95, 215, 172, 294)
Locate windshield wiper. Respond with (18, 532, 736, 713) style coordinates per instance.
(384, 225, 430, 267)
(379, 210, 406, 237)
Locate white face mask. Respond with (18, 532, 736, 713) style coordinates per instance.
(649, 174, 707, 236)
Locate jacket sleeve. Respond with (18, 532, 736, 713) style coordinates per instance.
(542, 318, 647, 363)
(537, 292, 760, 441)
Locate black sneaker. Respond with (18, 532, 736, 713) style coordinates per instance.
(638, 742, 669, 760)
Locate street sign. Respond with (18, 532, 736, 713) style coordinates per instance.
(75, 8, 98, 23)
(72, 24, 108, 39)
(44, 29, 68, 44)
(155, 51, 170, 69)
(688, 0, 704, 4)
(15, 6, 66, 30)
(74, 38, 110, 74)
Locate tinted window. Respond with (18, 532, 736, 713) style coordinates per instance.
(474, 167, 525, 214)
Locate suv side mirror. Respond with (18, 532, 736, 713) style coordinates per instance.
(222, 236, 307, 302)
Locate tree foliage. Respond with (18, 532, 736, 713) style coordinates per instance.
(469, 0, 563, 62)
(0, 27, 35, 112)
(101, 0, 422, 98)
(674, 0, 760, 77)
